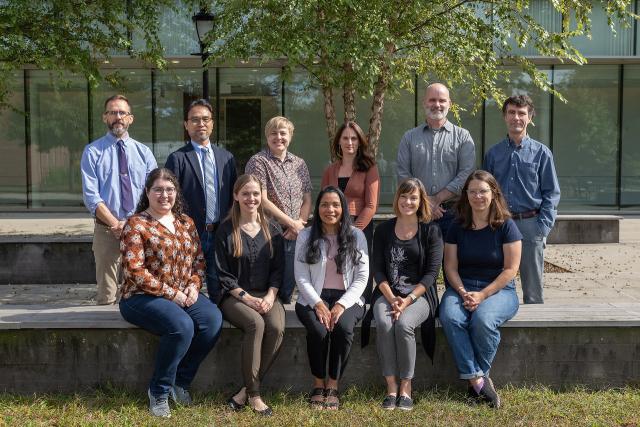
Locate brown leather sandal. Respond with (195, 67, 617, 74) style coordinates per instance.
(308, 387, 325, 408)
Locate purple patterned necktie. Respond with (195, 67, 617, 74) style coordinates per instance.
(117, 140, 134, 213)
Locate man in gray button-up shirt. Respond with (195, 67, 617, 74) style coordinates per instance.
(397, 83, 475, 239)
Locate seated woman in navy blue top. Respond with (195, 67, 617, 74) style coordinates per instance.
(440, 170, 522, 409)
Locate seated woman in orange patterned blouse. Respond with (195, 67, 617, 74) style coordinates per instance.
(119, 167, 223, 418)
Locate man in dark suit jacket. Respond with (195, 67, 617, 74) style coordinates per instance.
(165, 99, 237, 302)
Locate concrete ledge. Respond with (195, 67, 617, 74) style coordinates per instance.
(547, 215, 621, 244)
(1, 304, 639, 393)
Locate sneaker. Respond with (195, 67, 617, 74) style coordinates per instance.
(170, 385, 193, 406)
(396, 395, 414, 411)
(148, 389, 171, 418)
(381, 394, 397, 410)
(478, 376, 501, 408)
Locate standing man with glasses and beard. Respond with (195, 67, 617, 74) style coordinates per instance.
(165, 99, 237, 303)
(81, 94, 157, 305)
(397, 83, 476, 260)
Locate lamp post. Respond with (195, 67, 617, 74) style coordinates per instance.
(192, 9, 215, 100)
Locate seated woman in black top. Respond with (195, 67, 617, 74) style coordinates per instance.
(366, 178, 443, 411)
(215, 174, 285, 416)
(440, 170, 522, 409)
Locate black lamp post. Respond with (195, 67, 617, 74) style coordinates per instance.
(192, 9, 215, 100)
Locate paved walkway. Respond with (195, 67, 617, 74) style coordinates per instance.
(0, 213, 638, 305)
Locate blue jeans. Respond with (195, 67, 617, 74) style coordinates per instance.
(514, 217, 545, 304)
(201, 230, 221, 303)
(280, 238, 296, 304)
(439, 279, 519, 379)
(119, 293, 223, 397)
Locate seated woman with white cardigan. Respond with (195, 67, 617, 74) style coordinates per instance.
(294, 186, 369, 410)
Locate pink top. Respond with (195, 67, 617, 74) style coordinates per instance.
(323, 234, 345, 290)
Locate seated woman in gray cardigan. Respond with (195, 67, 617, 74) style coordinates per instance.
(294, 186, 369, 410)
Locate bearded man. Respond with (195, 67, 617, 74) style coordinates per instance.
(397, 83, 476, 240)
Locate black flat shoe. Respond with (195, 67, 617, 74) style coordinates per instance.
(226, 389, 246, 411)
(252, 405, 273, 416)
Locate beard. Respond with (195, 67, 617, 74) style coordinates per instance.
(108, 121, 129, 137)
(426, 106, 449, 121)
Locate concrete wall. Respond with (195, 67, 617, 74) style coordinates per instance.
(2, 326, 639, 394)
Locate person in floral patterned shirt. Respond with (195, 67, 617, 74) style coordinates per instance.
(119, 167, 223, 418)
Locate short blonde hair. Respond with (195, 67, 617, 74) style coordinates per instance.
(264, 116, 295, 138)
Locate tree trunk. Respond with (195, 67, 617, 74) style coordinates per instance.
(322, 84, 337, 157)
(343, 62, 356, 122)
(367, 75, 387, 158)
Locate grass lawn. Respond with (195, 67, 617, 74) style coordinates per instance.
(1, 385, 639, 426)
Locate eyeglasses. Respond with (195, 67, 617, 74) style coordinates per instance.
(188, 116, 213, 125)
(104, 110, 132, 118)
(150, 187, 176, 195)
(467, 189, 491, 197)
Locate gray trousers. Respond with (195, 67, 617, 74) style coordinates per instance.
(373, 295, 430, 379)
(514, 216, 545, 304)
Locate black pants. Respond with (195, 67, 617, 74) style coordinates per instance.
(295, 289, 365, 380)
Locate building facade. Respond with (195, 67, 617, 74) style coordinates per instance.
(1, 1, 639, 212)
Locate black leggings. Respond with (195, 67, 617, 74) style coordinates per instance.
(295, 289, 365, 380)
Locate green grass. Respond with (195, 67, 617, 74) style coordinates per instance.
(1, 386, 639, 426)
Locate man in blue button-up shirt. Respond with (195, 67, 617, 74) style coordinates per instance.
(81, 95, 157, 304)
(484, 95, 560, 304)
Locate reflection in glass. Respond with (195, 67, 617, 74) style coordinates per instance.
(154, 69, 207, 165)
(0, 73, 27, 206)
(219, 68, 281, 172)
(569, 2, 634, 56)
(621, 65, 640, 208)
(132, 2, 199, 56)
(553, 65, 619, 210)
(28, 71, 87, 207)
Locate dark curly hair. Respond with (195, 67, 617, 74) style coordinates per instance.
(331, 121, 376, 172)
(135, 167, 186, 218)
(303, 186, 362, 273)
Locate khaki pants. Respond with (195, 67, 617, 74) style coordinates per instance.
(92, 222, 122, 304)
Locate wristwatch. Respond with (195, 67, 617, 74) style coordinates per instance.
(238, 290, 246, 299)
(408, 293, 417, 303)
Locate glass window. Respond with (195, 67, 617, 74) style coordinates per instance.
(508, 0, 562, 56)
(132, 2, 199, 56)
(484, 67, 552, 156)
(154, 68, 209, 165)
(621, 65, 640, 208)
(0, 72, 27, 207)
(219, 68, 281, 172)
(553, 65, 619, 211)
(570, 2, 634, 56)
(28, 71, 88, 208)
(90, 69, 153, 150)
(284, 71, 330, 196)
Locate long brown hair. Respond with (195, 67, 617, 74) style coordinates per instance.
(331, 121, 375, 172)
(136, 168, 185, 218)
(393, 178, 432, 223)
(455, 170, 511, 230)
(228, 174, 273, 258)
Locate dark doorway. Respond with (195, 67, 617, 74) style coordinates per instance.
(224, 98, 262, 172)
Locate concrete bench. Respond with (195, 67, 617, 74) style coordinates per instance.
(1, 303, 639, 393)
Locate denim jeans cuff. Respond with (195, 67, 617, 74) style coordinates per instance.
(459, 371, 484, 380)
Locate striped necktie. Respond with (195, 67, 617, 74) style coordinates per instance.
(202, 146, 218, 223)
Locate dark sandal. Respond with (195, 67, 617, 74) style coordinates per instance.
(324, 388, 339, 410)
(226, 388, 246, 411)
(308, 387, 325, 408)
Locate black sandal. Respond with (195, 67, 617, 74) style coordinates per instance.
(324, 388, 339, 410)
(308, 387, 325, 408)
(226, 388, 246, 411)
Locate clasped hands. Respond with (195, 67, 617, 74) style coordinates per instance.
(461, 290, 486, 312)
(389, 296, 411, 321)
(173, 285, 199, 307)
(314, 301, 345, 331)
(244, 293, 275, 314)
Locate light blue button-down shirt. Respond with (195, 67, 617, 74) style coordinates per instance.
(190, 141, 219, 223)
(483, 136, 561, 236)
(81, 132, 157, 219)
